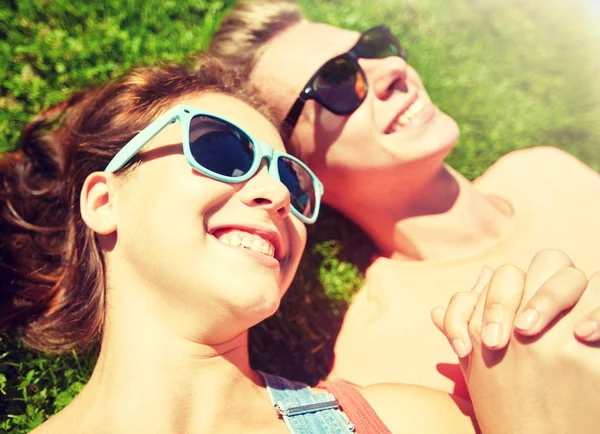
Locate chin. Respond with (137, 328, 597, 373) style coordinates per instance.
(436, 112, 461, 151)
(232, 282, 282, 322)
(428, 120, 460, 160)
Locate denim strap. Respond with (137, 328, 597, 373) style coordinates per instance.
(259, 371, 355, 433)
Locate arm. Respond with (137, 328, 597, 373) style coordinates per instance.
(360, 383, 479, 434)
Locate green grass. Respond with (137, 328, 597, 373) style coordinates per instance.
(1, 0, 599, 431)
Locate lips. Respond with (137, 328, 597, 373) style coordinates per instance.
(210, 227, 282, 260)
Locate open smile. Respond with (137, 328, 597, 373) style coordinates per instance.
(384, 90, 437, 134)
(215, 229, 276, 257)
(210, 227, 282, 261)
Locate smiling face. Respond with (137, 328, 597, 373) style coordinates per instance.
(251, 21, 460, 201)
(102, 93, 306, 342)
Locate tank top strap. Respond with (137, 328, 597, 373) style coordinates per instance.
(258, 371, 355, 433)
(316, 380, 392, 434)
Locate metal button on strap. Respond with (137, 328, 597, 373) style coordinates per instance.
(274, 397, 341, 417)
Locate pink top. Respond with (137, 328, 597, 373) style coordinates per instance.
(317, 379, 392, 434)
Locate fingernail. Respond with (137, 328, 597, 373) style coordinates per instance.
(482, 323, 502, 347)
(515, 309, 539, 331)
(574, 320, 599, 338)
(451, 339, 468, 358)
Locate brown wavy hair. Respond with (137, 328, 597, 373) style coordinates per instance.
(207, 0, 303, 73)
(207, 0, 304, 150)
(0, 58, 272, 354)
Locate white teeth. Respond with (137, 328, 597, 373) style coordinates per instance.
(215, 231, 276, 258)
(407, 98, 425, 116)
(395, 97, 426, 127)
(250, 239, 263, 252)
(261, 243, 271, 255)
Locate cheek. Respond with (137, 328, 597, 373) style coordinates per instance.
(314, 108, 374, 168)
(294, 219, 307, 253)
(278, 219, 307, 296)
(316, 109, 347, 135)
(291, 220, 307, 271)
(407, 66, 428, 95)
(300, 108, 349, 169)
(116, 180, 193, 258)
(118, 168, 180, 224)
(114, 164, 232, 250)
(284, 218, 307, 277)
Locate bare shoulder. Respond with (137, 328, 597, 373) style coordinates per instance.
(29, 416, 68, 434)
(360, 383, 478, 434)
(28, 405, 96, 434)
(475, 146, 600, 201)
(486, 146, 598, 179)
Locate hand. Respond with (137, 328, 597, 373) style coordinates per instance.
(434, 249, 600, 434)
(431, 249, 600, 359)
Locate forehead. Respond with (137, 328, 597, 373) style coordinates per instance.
(252, 21, 360, 114)
(176, 93, 285, 152)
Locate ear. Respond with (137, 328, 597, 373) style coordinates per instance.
(80, 172, 119, 235)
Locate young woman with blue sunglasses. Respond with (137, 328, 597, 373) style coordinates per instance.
(1, 57, 599, 433)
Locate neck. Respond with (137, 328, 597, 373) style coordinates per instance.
(68, 286, 270, 434)
(330, 165, 515, 261)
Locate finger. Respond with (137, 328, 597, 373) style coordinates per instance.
(471, 266, 494, 293)
(447, 266, 493, 356)
(573, 272, 600, 342)
(442, 292, 479, 358)
(431, 306, 446, 333)
(521, 249, 575, 305)
(515, 249, 576, 335)
(431, 267, 493, 334)
(574, 309, 600, 341)
(514, 267, 588, 335)
(432, 267, 493, 357)
(469, 284, 490, 342)
(480, 264, 526, 349)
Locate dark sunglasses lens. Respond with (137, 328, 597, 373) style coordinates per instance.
(312, 57, 366, 114)
(189, 115, 254, 178)
(359, 27, 404, 59)
(277, 157, 316, 218)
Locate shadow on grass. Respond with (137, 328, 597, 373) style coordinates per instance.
(249, 206, 376, 385)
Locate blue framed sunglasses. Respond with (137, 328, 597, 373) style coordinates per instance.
(105, 104, 324, 224)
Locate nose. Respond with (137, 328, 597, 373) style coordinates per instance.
(238, 161, 291, 220)
(359, 56, 409, 100)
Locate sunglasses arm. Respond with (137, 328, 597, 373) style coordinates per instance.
(281, 96, 309, 140)
(104, 106, 182, 173)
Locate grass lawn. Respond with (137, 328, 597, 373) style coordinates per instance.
(1, 0, 599, 431)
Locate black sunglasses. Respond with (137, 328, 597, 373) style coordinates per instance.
(282, 25, 406, 137)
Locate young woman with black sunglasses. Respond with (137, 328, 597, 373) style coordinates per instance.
(208, 0, 600, 397)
